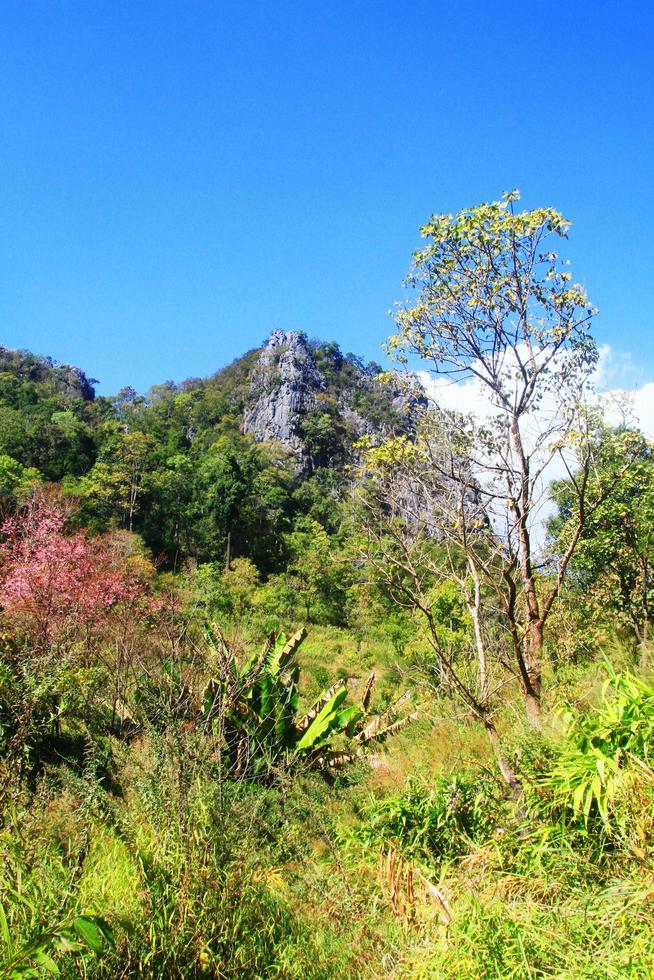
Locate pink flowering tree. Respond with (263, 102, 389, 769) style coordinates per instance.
(0, 490, 142, 650)
(0, 491, 151, 782)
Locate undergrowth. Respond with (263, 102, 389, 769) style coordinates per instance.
(2, 655, 654, 977)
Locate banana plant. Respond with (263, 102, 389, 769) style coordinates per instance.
(201, 625, 417, 781)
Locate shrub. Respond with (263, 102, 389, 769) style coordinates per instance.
(538, 663, 654, 829)
(202, 626, 417, 781)
(356, 773, 502, 866)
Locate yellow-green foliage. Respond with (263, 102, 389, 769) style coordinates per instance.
(3, 653, 654, 977)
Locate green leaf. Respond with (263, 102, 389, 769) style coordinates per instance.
(71, 917, 103, 954)
(90, 918, 114, 947)
(334, 705, 362, 737)
(258, 672, 274, 734)
(296, 687, 348, 750)
(0, 900, 12, 953)
(268, 628, 306, 675)
(31, 951, 60, 975)
(275, 664, 300, 746)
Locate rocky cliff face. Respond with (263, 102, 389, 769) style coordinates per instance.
(242, 330, 322, 454)
(242, 330, 425, 470)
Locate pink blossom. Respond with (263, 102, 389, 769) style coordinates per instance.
(0, 490, 146, 647)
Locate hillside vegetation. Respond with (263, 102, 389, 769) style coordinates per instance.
(1, 194, 653, 978)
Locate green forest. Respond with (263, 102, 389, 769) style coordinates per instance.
(1, 194, 654, 978)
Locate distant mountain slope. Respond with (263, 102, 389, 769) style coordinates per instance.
(242, 330, 423, 471)
(0, 332, 427, 569)
(0, 332, 423, 475)
(0, 346, 100, 479)
(0, 346, 96, 402)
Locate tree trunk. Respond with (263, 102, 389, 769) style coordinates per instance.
(467, 560, 489, 702)
(464, 561, 523, 796)
(523, 685, 542, 728)
(640, 556, 650, 654)
(522, 620, 543, 727)
(482, 714, 521, 799)
(509, 416, 543, 726)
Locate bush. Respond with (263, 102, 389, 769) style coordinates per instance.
(538, 664, 654, 829)
(356, 773, 503, 866)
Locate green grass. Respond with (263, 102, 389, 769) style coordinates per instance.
(2, 649, 654, 977)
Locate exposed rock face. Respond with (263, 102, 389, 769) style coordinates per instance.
(242, 330, 428, 471)
(243, 330, 322, 454)
(49, 363, 96, 401)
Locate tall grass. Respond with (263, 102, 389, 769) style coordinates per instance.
(2, 649, 654, 977)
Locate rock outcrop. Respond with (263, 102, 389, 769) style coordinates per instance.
(242, 330, 426, 470)
(242, 330, 322, 454)
(0, 346, 96, 401)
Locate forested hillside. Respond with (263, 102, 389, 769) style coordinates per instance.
(0, 329, 416, 575)
(2, 195, 654, 978)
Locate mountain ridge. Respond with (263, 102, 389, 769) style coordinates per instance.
(0, 330, 425, 570)
(0, 329, 422, 471)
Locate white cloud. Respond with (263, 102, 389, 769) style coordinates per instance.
(634, 385, 654, 439)
(417, 370, 493, 421)
(419, 345, 654, 441)
(416, 346, 654, 550)
(593, 344, 654, 439)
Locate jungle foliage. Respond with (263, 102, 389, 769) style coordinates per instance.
(1, 195, 654, 977)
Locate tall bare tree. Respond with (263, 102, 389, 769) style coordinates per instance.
(377, 192, 634, 725)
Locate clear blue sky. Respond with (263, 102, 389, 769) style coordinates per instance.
(1, 1, 652, 395)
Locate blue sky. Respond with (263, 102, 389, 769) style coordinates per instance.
(1, 1, 652, 395)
